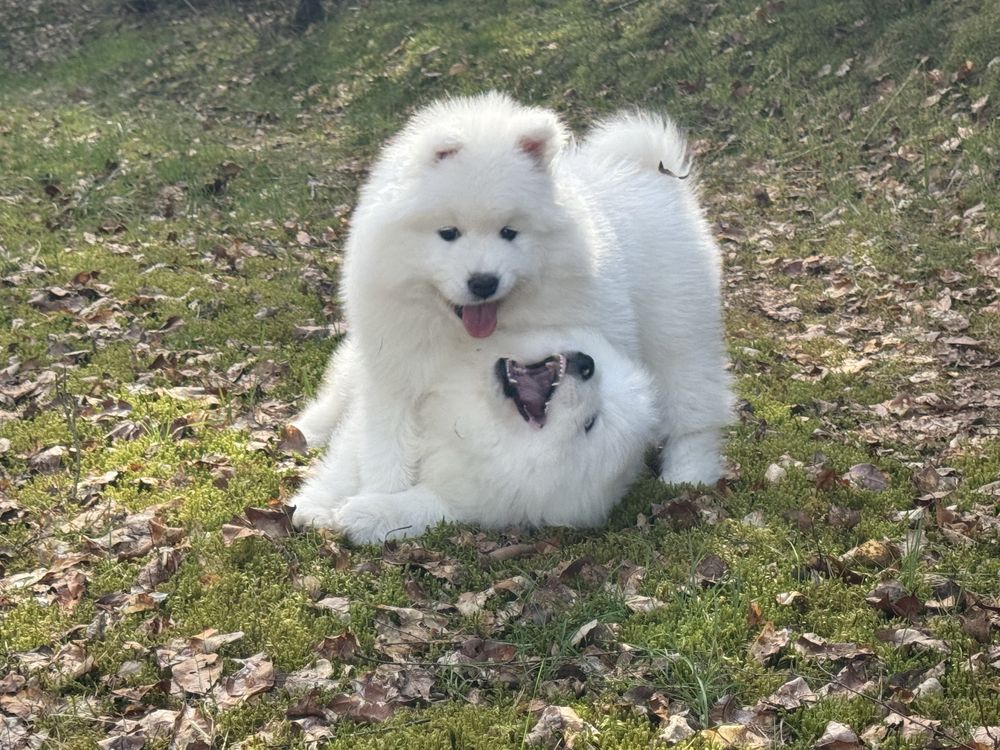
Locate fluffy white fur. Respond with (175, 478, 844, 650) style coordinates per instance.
(290, 92, 733, 539)
(293, 329, 657, 544)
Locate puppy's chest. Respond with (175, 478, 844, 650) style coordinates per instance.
(417, 385, 508, 456)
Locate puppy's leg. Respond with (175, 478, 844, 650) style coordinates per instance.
(632, 204, 734, 486)
(291, 414, 363, 530)
(645, 317, 733, 485)
(291, 338, 359, 448)
(334, 485, 451, 545)
(354, 392, 417, 493)
(660, 424, 726, 485)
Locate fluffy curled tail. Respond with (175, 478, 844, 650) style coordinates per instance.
(580, 111, 692, 179)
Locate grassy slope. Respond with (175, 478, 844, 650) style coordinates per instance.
(1, 0, 998, 747)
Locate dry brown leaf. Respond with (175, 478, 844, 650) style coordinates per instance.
(865, 580, 922, 621)
(149, 519, 186, 547)
(775, 591, 806, 608)
(316, 631, 359, 662)
(695, 553, 729, 587)
(383, 542, 463, 583)
(750, 623, 791, 665)
(134, 547, 186, 592)
(28, 445, 65, 474)
(876, 627, 948, 652)
(624, 594, 666, 613)
(763, 463, 786, 484)
(278, 424, 308, 454)
(884, 711, 941, 741)
(0, 716, 47, 749)
(815, 661, 875, 699)
(52, 569, 87, 612)
(762, 675, 816, 710)
(137, 709, 179, 740)
(659, 715, 696, 744)
(220, 523, 262, 546)
(211, 652, 274, 711)
(482, 538, 559, 565)
(171, 653, 222, 695)
(313, 595, 351, 621)
(793, 633, 873, 662)
(621, 685, 671, 723)
(374, 663, 434, 702)
(243, 506, 293, 539)
(375, 606, 450, 660)
(448, 636, 517, 663)
(699, 723, 770, 748)
(171, 705, 214, 750)
(799, 553, 863, 584)
(0, 674, 26, 695)
(526, 705, 598, 748)
(51, 642, 94, 680)
(843, 463, 890, 491)
(284, 660, 337, 692)
(328, 675, 395, 723)
(0, 685, 54, 721)
(960, 610, 993, 643)
(972, 253, 1000, 278)
(455, 589, 491, 616)
(189, 629, 244, 654)
(827, 505, 861, 529)
(84, 510, 157, 560)
(651, 497, 702, 529)
(971, 726, 1000, 749)
(815, 720, 862, 750)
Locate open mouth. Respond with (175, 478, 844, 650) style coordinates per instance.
(453, 302, 499, 338)
(495, 354, 567, 429)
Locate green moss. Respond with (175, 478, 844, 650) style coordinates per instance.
(0, 599, 71, 652)
(164, 537, 345, 671)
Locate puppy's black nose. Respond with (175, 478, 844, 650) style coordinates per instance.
(467, 273, 499, 299)
(566, 351, 595, 380)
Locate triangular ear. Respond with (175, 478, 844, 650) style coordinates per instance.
(516, 116, 565, 169)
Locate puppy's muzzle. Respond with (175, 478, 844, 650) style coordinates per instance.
(495, 351, 596, 428)
(565, 352, 595, 381)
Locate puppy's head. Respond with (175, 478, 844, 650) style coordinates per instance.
(493, 335, 655, 450)
(354, 93, 592, 337)
(495, 351, 596, 432)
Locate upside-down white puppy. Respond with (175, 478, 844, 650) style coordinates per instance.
(292, 329, 657, 543)
(291, 93, 733, 534)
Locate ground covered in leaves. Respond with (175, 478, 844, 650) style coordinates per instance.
(1, 0, 999, 748)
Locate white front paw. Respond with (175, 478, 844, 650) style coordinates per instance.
(660, 461, 720, 486)
(291, 500, 341, 530)
(334, 495, 424, 545)
(660, 433, 723, 486)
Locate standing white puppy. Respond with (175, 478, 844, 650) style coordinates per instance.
(292, 93, 732, 527)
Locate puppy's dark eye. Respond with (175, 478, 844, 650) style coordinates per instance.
(584, 414, 597, 433)
(499, 226, 518, 241)
(438, 227, 461, 241)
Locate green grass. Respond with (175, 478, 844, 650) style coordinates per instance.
(1, 0, 998, 748)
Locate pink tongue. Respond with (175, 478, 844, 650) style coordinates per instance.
(461, 302, 498, 338)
